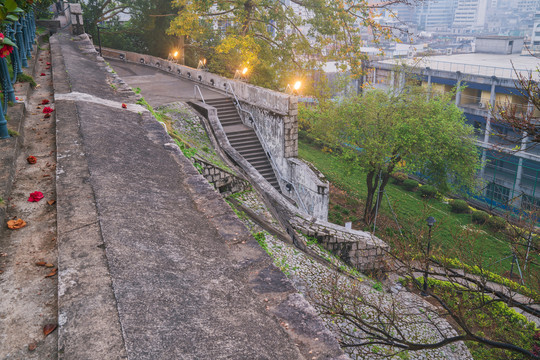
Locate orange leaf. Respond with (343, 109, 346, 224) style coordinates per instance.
(44, 268, 57, 278)
(35, 261, 46, 266)
(43, 324, 57, 336)
(47, 200, 55, 206)
(45, 263, 54, 268)
(7, 219, 27, 229)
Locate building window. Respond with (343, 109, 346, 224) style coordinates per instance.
(486, 182, 510, 204)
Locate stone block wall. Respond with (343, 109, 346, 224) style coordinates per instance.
(291, 216, 388, 271)
(192, 157, 250, 195)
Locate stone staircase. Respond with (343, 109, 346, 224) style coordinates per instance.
(205, 98, 280, 191)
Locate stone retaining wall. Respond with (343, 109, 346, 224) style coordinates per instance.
(291, 216, 388, 271)
(192, 157, 250, 195)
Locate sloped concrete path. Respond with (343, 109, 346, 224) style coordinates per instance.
(51, 32, 345, 360)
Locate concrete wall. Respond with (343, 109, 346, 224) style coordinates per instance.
(475, 37, 524, 54)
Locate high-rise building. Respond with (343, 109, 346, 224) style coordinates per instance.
(415, 0, 457, 31)
(452, 0, 489, 32)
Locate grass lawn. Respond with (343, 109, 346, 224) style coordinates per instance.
(299, 140, 536, 275)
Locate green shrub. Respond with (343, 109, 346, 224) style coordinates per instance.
(17, 73, 36, 88)
(419, 185, 437, 198)
(449, 199, 470, 213)
(487, 216, 507, 231)
(472, 210, 489, 225)
(402, 179, 419, 191)
(391, 172, 407, 183)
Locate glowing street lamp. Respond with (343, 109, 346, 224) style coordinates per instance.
(197, 58, 207, 71)
(286, 80, 302, 95)
(234, 67, 249, 81)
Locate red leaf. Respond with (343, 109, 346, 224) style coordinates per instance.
(43, 324, 57, 336)
(41, 99, 49, 105)
(40, 73, 46, 76)
(42, 106, 54, 114)
(27, 155, 37, 164)
(28, 191, 44, 202)
(121, 103, 127, 109)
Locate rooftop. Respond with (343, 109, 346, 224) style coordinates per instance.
(379, 52, 540, 79)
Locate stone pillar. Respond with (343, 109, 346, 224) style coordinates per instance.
(479, 78, 497, 181)
(455, 71, 462, 106)
(69, 3, 84, 35)
(284, 96, 298, 158)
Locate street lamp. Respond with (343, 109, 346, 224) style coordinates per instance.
(285, 80, 302, 95)
(422, 216, 436, 296)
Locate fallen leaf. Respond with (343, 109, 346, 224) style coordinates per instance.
(7, 218, 27, 229)
(41, 99, 49, 105)
(122, 103, 127, 109)
(45, 263, 54, 268)
(45, 268, 57, 278)
(35, 261, 46, 266)
(43, 324, 57, 336)
(46, 62, 50, 65)
(47, 200, 55, 206)
(28, 342, 37, 351)
(43, 174, 50, 178)
(28, 191, 44, 202)
(27, 156, 37, 164)
(40, 73, 46, 76)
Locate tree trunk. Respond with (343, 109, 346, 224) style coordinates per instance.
(364, 170, 392, 225)
(363, 170, 377, 224)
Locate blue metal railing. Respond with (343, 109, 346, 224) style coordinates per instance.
(0, 7, 36, 138)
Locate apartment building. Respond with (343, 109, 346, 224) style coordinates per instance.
(366, 39, 540, 213)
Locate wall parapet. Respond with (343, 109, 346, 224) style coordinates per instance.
(100, 47, 296, 115)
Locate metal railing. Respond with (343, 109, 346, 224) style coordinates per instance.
(421, 59, 530, 80)
(194, 85, 205, 103)
(223, 82, 309, 214)
(55, 2, 73, 30)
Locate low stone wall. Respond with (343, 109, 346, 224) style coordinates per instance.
(192, 157, 250, 195)
(291, 217, 388, 272)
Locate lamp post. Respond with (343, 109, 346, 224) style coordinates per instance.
(422, 216, 436, 296)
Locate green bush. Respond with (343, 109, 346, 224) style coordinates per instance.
(487, 216, 507, 231)
(419, 185, 437, 198)
(449, 199, 470, 213)
(391, 172, 408, 183)
(402, 179, 419, 191)
(472, 210, 489, 225)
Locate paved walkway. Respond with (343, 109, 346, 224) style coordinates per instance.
(51, 32, 344, 359)
(108, 59, 225, 107)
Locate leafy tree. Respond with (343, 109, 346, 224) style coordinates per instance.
(167, 0, 406, 88)
(300, 87, 480, 225)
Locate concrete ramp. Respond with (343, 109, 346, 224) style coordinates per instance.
(51, 32, 345, 359)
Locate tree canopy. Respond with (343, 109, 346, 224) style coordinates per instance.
(168, 0, 406, 88)
(300, 87, 481, 224)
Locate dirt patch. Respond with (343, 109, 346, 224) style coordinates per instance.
(0, 41, 58, 358)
